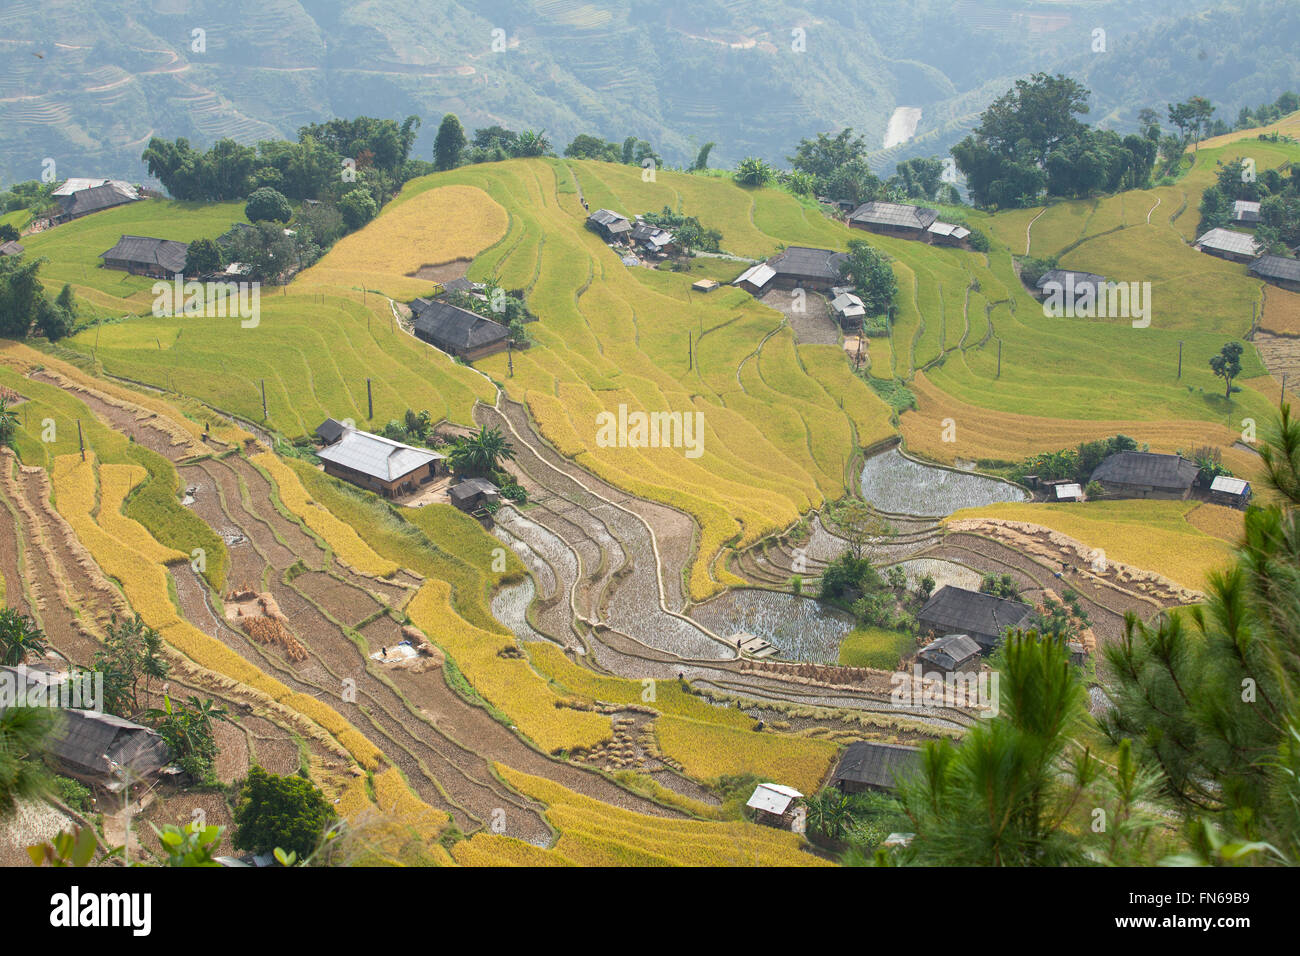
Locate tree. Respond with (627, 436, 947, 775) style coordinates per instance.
(338, 189, 378, 231)
(974, 73, 1091, 166)
(1138, 107, 1162, 142)
(93, 614, 170, 718)
(564, 134, 621, 163)
(0, 705, 53, 818)
(840, 240, 898, 317)
(890, 632, 1162, 865)
(433, 113, 467, 171)
(511, 130, 551, 158)
(1209, 341, 1244, 400)
(0, 253, 50, 338)
(35, 294, 74, 342)
(143, 694, 230, 781)
(690, 142, 716, 172)
(893, 157, 946, 201)
(449, 425, 516, 478)
(980, 573, 1021, 600)
(733, 157, 774, 187)
(0, 397, 17, 447)
(789, 128, 868, 181)
(185, 237, 222, 275)
(0, 224, 18, 242)
(244, 187, 292, 224)
(826, 499, 893, 560)
(0, 608, 46, 666)
(233, 766, 335, 858)
(1103, 404, 1300, 864)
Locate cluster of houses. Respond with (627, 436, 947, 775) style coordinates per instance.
(730, 245, 869, 329)
(1023, 448, 1251, 509)
(847, 200, 972, 248)
(585, 208, 677, 259)
(1195, 210, 1300, 293)
(312, 417, 501, 512)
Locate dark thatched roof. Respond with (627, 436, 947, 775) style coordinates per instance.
(410, 298, 509, 354)
(1250, 255, 1300, 283)
(99, 235, 189, 273)
(917, 586, 1033, 647)
(1090, 451, 1198, 492)
(768, 246, 850, 282)
(833, 741, 920, 790)
(848, 201, 938, 230)
(58, 182, 138, 218)
(315, 418, 346, 445)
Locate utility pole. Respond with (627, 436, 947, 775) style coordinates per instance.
(1177, 340, 1183, 379)
(997, 339, 1002, 378)
(77, 419, 85, 461)
(366, 378, 373, 420)
(507, 340, 514, 377)
(688, 331, 693, 371)
(260, 379, 267, 420)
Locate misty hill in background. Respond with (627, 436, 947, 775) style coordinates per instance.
(1, 0, 1297, 187)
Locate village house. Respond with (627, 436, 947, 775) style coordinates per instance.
(916, 633, 983, 675)
(1033, 269, 1108, 302)
(1090, 450, 1199, 500)
(1231, 200, 1262, 225)
(1249, 254, 1300, 292)
(917, 585, 1033, 654)
(746, 782, 804, 828)
(449, 477, 502, 514)
(1195, 228, 1262, 264)
(316, 427, 445, 498)
(0, 240, 23, 257)
(586, 208, 632, 243)
(630, 219, 675, 256)
(99, 235, 190, 277)
(741, 245, 850, 293)
(2, 665, 171, 790)
(51, 179, 140, 224)
(926, 220, 973, 247)
(848, 201, 938, 239)
(1209, 474, 1252, 509)
(831, 741, 921, 794)
(830, 290, 866, 327)
(410, 297, 510, 361)
(691, 278, 719, 293)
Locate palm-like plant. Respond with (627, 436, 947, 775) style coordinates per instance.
(733, 157, 774, 187)
(0, 608, 46, 666)
(449, 426, 516, 478)
(0, 397, 18, 447)
(512, 129, 551, 158)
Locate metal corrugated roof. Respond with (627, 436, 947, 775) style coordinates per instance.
(735, 263, 775, 289)
(317, 428, 443, 482)
(769, 246, 849, 281)
(746, 783, 803, 814)
(1232, 200, 1262, 222)
(1211, 475, 1249, 495)
(1196, 228, 1261, 257)
(849, 201, 938, 230)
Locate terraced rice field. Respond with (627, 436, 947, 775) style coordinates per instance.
(860, 446, 1028, 516)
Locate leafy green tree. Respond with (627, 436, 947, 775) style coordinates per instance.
(733, 157, 774, 187)
(1209, 341, 1244, 400)
(980, 573, 1022, 600)
(890, 632, 1162, 865)
(245, 187, 293, 223)
(789, 128, 868, 181)
(1103, 404, 1300, 865)
(0, 608, 46, 666)
(433, 113, 467, 170)
(93, 614, 170, 718)
(511, 129, 552, 158)
(0, 397, 16, 447)
(0, 705, 53, 818)
(893, 157, 946, 201)
(564, 134, 621, 163)
(690, 141, 716, 172)
(840, 240, 898, 317)
(0, 253, 51, 338)
(185, 237, 223, 275)
(449, 425, 517, 478)
(233, 766, 335, 858)
(143, 694, 230, 781)
(0, 224, 18, 242)
(338, 189, 378, 231)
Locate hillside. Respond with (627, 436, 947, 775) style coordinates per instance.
(3, 0, 1298, 185)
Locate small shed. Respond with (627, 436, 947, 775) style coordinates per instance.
(916, 633, 982, 675)
(832, 741, 921, 794)
(691, 278, 719, 293)
(0, 240, 23, 257)
(315, 417, 346, 446)
(830, 291, 866, 327)
(449, 477, 501, 513)
(746, 783, 803, 827)
(1053, 482, 1083, 502)
(926, 221, 972, 247)
(734, 262, 776, 296)
(1231, 200, 1262, 225)
(1209, 474, 1251, 509)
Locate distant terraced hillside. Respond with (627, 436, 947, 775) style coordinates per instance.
(3, 0, 1295, 185)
